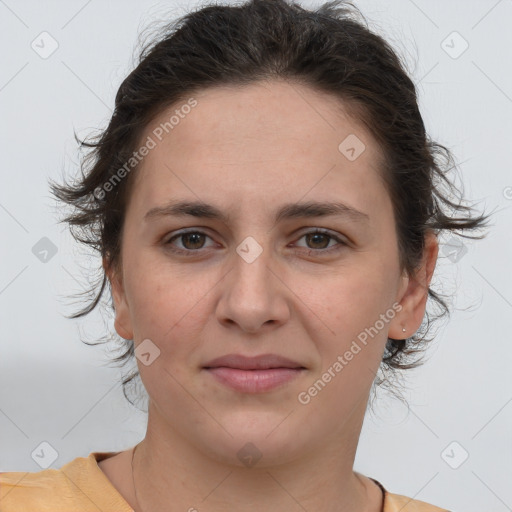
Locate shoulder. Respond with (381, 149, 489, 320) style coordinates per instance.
(0, 466, 78, 510)
(369, 476, 450, 512)
(385, 490, 451, 512)
(0, 452, 132, 512)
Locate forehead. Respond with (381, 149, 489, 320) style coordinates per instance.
(142, 80, 374, 158)
(129, 80, 388, 220)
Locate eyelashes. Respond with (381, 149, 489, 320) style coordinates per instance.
(163, 228, 348, 257)
(165, 231, 216, 254)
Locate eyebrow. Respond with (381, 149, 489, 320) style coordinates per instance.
(144, 200, 370, 225)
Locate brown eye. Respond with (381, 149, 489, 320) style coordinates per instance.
(304, 232, 331, 249)
(179, 232, 207, 250)
(294, 229, 347, 254)
(165, 230, 215, 255)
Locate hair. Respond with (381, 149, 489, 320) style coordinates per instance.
(50, 0, 490, 409)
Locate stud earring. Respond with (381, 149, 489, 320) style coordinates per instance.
(402, 327, 406, 332)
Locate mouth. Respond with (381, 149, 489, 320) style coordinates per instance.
(202, 354, 306, 393)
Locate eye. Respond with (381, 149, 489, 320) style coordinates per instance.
(293, 229, 347, 254)
(164, 230, 215, 255)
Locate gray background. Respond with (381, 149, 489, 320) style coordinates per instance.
(0, 1, 511, 511)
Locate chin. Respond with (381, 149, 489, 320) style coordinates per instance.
(191, 414, 310, 469)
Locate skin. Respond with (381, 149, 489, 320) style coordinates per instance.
(100, 79, 438, 512)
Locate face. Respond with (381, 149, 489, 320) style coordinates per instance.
(107, 80, 437, 467)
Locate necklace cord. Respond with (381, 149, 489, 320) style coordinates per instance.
(131, 443, 142, 512)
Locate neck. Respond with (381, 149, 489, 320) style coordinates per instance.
(130, 402, 377, 512)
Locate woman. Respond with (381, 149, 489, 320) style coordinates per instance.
(0, 0, 488, 510)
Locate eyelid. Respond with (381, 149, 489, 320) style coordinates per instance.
(293, 226, 346, 241)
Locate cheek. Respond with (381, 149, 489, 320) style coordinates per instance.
(323, 256, 393, 314)
(125, 264, 212, 354)
(303, 275, 393, 415)
(312, 258, 398, 363)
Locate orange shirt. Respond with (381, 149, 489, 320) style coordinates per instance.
(0, 451, 450, 511)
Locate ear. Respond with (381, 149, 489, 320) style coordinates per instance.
(388, 230, 439, 339)
(103, 257, 134, 340)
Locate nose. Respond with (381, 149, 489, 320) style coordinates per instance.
(215, 243, 291, 334)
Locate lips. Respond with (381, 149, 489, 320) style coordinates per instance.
(203, 354, 306, 393)
(203, 353, 305, 370)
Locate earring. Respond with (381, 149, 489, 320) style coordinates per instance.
(402, 327, 406, 332)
